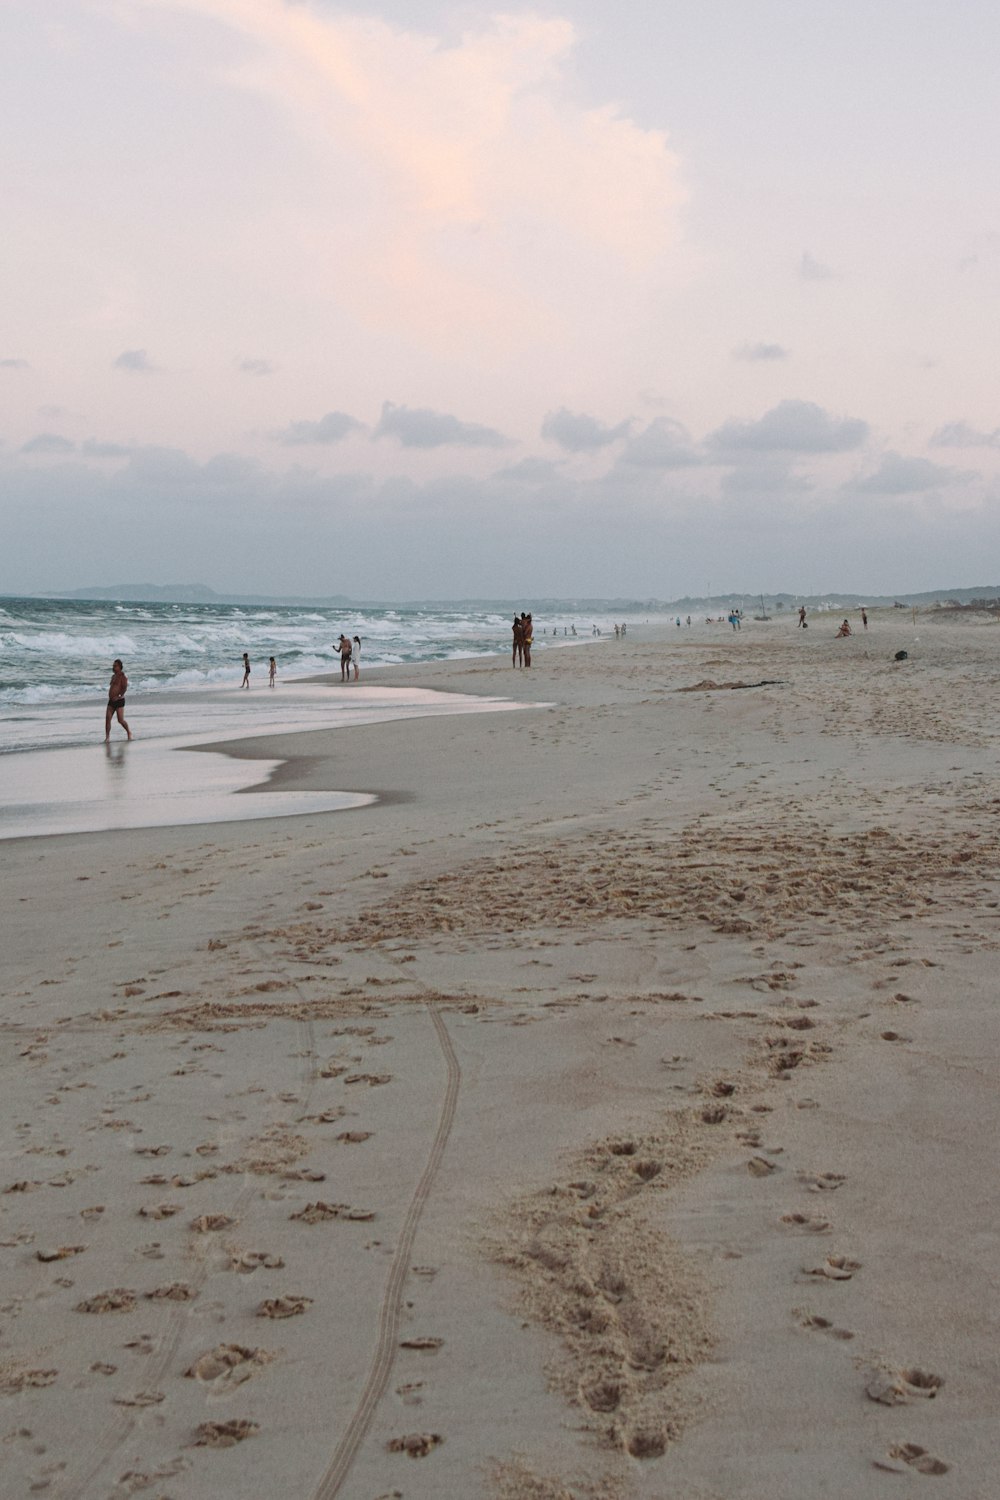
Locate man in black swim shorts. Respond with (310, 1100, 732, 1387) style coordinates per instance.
(106, 659, 132, 741)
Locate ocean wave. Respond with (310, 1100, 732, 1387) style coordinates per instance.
(4, 630, 141, 656)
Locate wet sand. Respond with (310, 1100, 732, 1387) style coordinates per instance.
(2, 611, 998, 1498)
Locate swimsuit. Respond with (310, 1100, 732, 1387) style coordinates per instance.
(109, 697, 126, 711)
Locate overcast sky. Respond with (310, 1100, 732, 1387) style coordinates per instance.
(3, 0, 999, 599)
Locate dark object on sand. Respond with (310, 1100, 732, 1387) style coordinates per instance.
(894, 650, 908, 661)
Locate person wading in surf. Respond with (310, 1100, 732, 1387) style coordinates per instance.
(105, 659, 132, 742)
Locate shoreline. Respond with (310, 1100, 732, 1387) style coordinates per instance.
(2, 613, 997, 1498)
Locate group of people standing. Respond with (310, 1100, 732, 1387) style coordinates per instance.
(336, 634, 361, 682)
(512, 612, 533, 667)
(241, 636, 362, 690)
(240, 653, 277, 688)
(797, 605, 869, 634)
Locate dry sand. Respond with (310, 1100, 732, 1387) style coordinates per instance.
(2, 610, 998, 1498)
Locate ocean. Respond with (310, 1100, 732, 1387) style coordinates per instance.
(0, 596, 596, 837)
(0, 596, 598, 755)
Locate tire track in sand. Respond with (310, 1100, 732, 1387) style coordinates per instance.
(311, 1001, 460, 1500)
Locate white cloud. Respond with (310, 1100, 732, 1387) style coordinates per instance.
(930, 421, 1000, 449)
(128, 2, 686, 354)
(495, 457, 562, 483)
(541, 408, 631, 452)
(706, 400, 868, 455)
(849, 453, 969, 494)
(799, 251, 833, 281)
(617, 418, 699, 469)
(274, 412, 364, 446)
(113, 348, 155, 373)
(22, 432, 75, 455)
(733, 342, 788, 361)
(373, 401, 511, 449)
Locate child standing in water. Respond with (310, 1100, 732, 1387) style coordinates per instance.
(268, 656, 276, 687)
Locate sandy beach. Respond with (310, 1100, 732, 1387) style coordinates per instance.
(2, 611, 998, 1500)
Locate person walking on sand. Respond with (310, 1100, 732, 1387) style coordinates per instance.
(338, 634, 353, 681)
(268, 656, 276, 687)
(352, 636, 361, 681)
(241, 652, 251, 688)
(105, 659, 132, 742)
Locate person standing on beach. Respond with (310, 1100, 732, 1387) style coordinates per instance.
(338, 634, 352, 681)
(512, 614, 523, 667)
(523, 613, 533, 667)
(797, 606, 807, 628)
(105, 659, 132, 742)
(352, 636, 361, 681)
(861, 608, 868, 631)
(268, 656, 276, 687)
(241, 652, 251, 688)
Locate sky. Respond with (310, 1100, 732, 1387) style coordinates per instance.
(3, 0, 1000, 600)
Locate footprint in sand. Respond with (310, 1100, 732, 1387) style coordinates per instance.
(186, 1344, 275, 1390)
(190, 1214, 237, 1232)
(195, 1419, 259, 1447)
(802, 1254, 861, 1280)
(138, 1202, 182, 1220)
(865, 1367, 944, 1405)
(257, 1295, 312, 1318)
(780, 1212, 831, 1233)
(230, 1249, 284, 1273)
(75, 1289, 135, 1313)
(799, 1172, 847, 1192)
(289, 1201, 374, 1223)
(795, 1310, 854, 1340)
(0, 1368, 58, 1393)
(877, 1443, 950, 1476)
(36, 1244, 86, 1262)
(581, 1375, 626, 1413)
(632, 1159, 662, 1182)
(624, 1425, 668, 1460)
(145, 1283, 197, 1302)
(399, 1336, 443, 1352)
(387, 1433, 443, 1458)
(747, 1157, 778, 1177)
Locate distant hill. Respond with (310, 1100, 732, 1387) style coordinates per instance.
(50, 583, 357, 607)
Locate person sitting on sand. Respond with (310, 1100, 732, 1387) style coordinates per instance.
(241, 652, 251, 688)
(338, 634, 353, 681)
(836, 618, 852, 637)
(105, 659, 132, 742)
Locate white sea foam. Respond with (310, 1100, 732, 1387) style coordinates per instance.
(0, 595, 601, 754)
